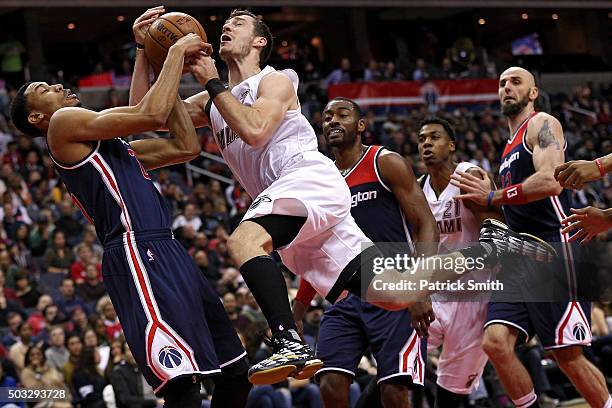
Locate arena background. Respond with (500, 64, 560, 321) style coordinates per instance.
(0, 1, 609, 407)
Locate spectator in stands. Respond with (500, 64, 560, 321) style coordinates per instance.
(13, 269, 41, 308)
(45, 326, 69, 371)
(88, 314, 110, 347)
(70, 307, 89, 338)
(26, 293, 53, 336)
(55, 200, 83, 246)
(240, 290, 266, 327)
(20, 345, 71, 408)
(223, 292, 250, 331)
(194, 249, 220, 283)
(171, 202, 202, 232)
(9, 321, 34, 374)
(77, 264, 106, 303)
(2, 312, 22, 346)
(44, 230, 75, 275)
(0, 291, 23, 328)
(0, 269, 18, 303)
(209, 180, 228, 214)
(80, 225, 103, 259)
(413, 58, 431, 81)
(325, 57, 352, 87)
(0, 361, 22, 408)
(97, 297, 121, 341)
(382, 61, 404, 81)
(109, 342, 158, 408)
(470, 149, 492, 174)
(83, 328, 110, 373)
(72, 346, 107, 408)
(42, 303, 64, 328)
(28, 211, 53, 257)
(590, 302, 612, 377)
(363, 59, 382, 82)
(71, 244, 101, 284)
(438, 57, 457, 80)
(62, 333, 82, 388)
(55, 278, 89, 317)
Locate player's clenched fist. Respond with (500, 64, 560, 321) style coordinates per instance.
(190, 54, 220, 85)
(172, 33, 209, 56)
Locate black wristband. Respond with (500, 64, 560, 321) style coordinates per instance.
(136, 43, 145, 50)
(205, 78, 226, 100)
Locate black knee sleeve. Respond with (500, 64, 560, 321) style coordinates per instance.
(162, 375, 202, 408)
(211, 371, 252, 408)
(435, 384, 468, 408)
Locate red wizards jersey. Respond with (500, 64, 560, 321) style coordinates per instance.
(499, 112, 573, 236)
(344, 146, 414, 252)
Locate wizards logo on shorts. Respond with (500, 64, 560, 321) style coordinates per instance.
(572, 323, 587, 341)
(249, 194, 272, 210)
(158, 345, 183, 369)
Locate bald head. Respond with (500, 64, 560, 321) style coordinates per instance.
(498, 66, 538, 118)
(500, 66, 536, 87)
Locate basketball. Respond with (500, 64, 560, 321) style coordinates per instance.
(144, 12, 207, 73)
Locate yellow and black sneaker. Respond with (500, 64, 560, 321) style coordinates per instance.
(248, 330, 323, 385)
(479, 219, 557, 262)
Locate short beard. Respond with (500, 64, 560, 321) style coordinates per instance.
(502, 94, 530, 118)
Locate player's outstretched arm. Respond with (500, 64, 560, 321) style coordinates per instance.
(554, 152, 612, 190)
(452, 113, 564, 206)
(49, 35, 206, 144)
(191, 57, 295, 147)
(128, 8, 211, 128)
(378, 152, 438, 334)
(129, 95, 201, 170)
(128, 6, 164, 106)
(378, 151, 439, 256)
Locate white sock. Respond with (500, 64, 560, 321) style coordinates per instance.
(513, 390, 537, 408)
(602, 395, 612, 408)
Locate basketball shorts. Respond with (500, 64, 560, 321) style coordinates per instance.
(102, 229, 247, 394)
(428, 301, 489, 394)
(241, 152, 372, 302)
(315, 293, 426, 386)
(485, 229, 592, 349)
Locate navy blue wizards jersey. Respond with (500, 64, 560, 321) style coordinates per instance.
(49, 138, 172, 245)
(344, 146, 414, 251)
(499, 112, 573, 236)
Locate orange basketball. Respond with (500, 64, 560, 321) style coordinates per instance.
(144, 12, 207, 73)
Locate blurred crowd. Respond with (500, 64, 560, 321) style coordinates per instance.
(0, 34, 610, 407)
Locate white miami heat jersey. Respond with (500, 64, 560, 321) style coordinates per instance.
(422, 162, 481, 251)
(208, 65, 319, 199)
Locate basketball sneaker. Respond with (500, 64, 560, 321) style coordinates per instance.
(248, 331, 323, 385)
(479, 219, 557, 262)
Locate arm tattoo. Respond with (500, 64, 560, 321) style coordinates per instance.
(537, 119, 561, 150)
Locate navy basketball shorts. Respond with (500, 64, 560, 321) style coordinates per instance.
(102, 229, 247, 394)
(315, 294, 426, 386)
(485, 229, 592, 349)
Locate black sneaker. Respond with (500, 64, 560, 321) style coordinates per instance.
(248, 331, 323, 385)
(479, 219, 557, 262)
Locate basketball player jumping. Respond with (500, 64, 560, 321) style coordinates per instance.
(418, 117, 502, 407)
(293, 97, 439, 408)
(131, 11, 556, 386)
(9, 34, 252, 408)
(453, 66, 612, 408)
